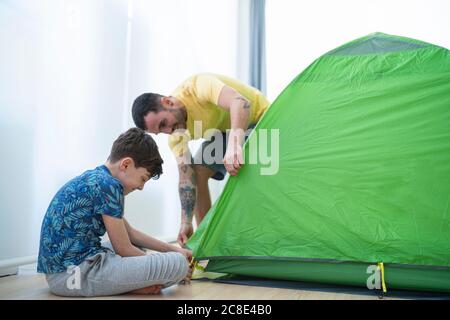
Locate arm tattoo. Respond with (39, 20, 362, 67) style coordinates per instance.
(235, 96, 251, 109)
(179, 186, 196, 220)
(179, 164, 196, 184)
(178, 163, 196, 220)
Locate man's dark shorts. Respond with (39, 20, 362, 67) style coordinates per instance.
(193, 125, 256, 181)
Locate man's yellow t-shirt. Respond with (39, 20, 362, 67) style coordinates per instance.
(168, 73, 270, 157)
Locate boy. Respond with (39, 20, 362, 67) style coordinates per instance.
(37, 128, 191, 297)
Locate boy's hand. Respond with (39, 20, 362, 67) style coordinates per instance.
(185, 264, 193, 282)
(176, 248, 193, 284)
(175, 246, 193, 261)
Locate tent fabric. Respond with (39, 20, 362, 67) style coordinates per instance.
(187, 33, 450, 292)
(328, 35, 427, 55)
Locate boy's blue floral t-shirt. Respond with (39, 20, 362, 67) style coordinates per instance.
(37, 165, 124, 274)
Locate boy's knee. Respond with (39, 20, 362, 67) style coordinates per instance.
(46, 274, 85, 297)
(163, 252, 189, 283)
(174, 252, 189, 278)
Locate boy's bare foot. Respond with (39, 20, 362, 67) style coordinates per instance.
(130, 285, 162, 295)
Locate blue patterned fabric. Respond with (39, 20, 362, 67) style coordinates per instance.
(37, 165, 124, 274)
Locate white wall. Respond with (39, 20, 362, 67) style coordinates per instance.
(266, 0, 450, 101)
(0, 0, 239, 262)
(0, 0, 131, 262)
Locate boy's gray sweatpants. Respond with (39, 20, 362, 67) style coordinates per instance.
(45, 245, 189, 297)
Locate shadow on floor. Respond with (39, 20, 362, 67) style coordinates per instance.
(194, 274, 450, 300)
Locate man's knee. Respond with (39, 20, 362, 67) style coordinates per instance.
(193, 165, 215, 181)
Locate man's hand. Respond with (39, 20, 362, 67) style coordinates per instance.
(217, 86, 249, 177)
(177, 222, 194, 247)
(223, 142, 244, 176)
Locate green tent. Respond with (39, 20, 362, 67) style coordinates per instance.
(187, 33, 450, 293)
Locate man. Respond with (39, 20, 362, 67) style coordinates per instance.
(132, 73, 270, 246)
(38, 128, 191, 297)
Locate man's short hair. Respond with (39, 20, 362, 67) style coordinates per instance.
(132, 93, 164, 130)
(109, 127, 163, 179)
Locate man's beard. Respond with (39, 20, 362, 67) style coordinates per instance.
(172, 108, 187, 130)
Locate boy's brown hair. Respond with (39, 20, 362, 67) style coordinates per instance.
(109, 128, 163, 179)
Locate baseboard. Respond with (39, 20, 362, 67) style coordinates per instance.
(0, 267, 18, 277)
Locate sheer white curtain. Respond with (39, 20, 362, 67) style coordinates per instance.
(265, 0, 450, 101)
(0, 0, 131, 267)
(123, 0, 240, 240)
(0, 0, 240, 266)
